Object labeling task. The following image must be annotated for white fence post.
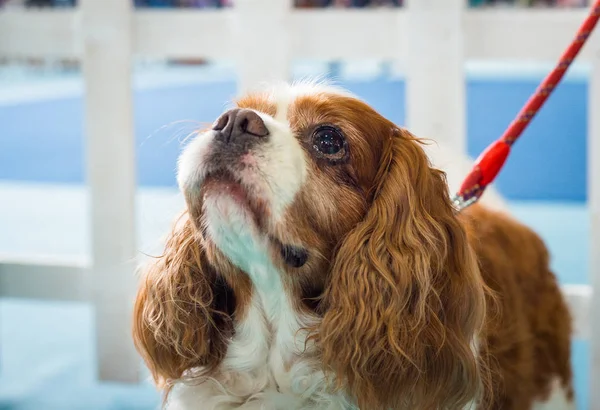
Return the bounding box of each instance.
[80,0,138,383]
[233,0,291,93]
[405,0,466,152]
[589,35,600,410]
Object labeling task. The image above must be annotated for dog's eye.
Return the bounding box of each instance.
[312,126,343,155]
[311,125,347,162]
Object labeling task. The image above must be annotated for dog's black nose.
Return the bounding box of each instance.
[213,108,269,144]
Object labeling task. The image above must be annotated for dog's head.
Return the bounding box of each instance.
[134,81,486,409]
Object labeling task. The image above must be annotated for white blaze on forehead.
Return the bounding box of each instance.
[272,84,293,123]
[264,79,357,121]
[253,111,306,220]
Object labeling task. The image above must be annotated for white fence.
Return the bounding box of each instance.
[0,0,598,407]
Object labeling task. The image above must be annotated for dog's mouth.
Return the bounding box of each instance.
[202,168,270,229]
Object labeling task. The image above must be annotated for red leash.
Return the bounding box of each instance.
[453,0,600,211]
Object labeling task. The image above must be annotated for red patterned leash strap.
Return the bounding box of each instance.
[453,0,600,211]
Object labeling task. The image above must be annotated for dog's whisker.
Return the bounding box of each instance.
[139,120,203,148]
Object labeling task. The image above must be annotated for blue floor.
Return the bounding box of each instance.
[0,65,592,409]
[0,300,159,410]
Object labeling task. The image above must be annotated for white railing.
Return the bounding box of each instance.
[0,0,598,406]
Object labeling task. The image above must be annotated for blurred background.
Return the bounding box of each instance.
[0,0,597,409]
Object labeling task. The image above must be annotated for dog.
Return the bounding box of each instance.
[133,81,574,410]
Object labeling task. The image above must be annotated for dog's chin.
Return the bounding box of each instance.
[201,171,270,233]
[199,174,310,269]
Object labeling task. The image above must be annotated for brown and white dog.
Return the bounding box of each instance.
[133,81,574,410]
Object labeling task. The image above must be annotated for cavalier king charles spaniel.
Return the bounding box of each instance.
[133,81,574,410]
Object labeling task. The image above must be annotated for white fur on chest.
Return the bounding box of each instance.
[223,263,311,398]
[166,197,353,410]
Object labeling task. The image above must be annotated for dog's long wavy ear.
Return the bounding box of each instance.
[318,129,486,409]
[132,213,236,389]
